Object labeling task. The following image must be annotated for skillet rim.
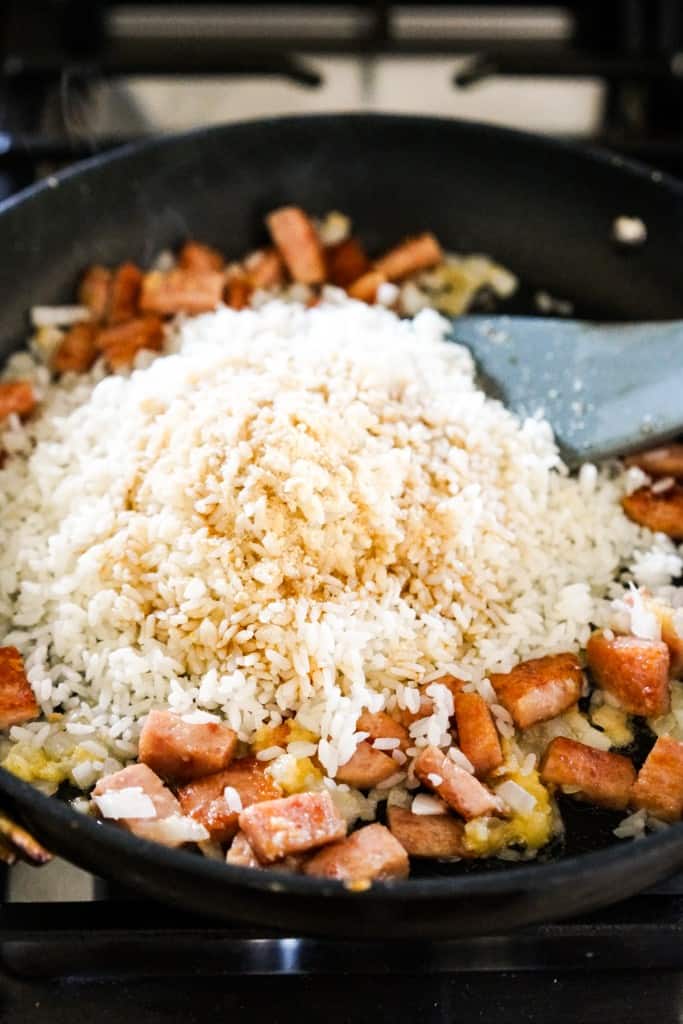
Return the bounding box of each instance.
[1,763,682,899]
[0,111,682,902]
[2,111,683,220]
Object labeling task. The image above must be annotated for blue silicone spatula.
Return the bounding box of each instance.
[450,316,683,467]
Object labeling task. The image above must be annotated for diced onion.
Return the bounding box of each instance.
[94,786,156,820]
[411,794,447,816]
[31,305,90,328]
[142,814,209,844]
[496,780,536,815]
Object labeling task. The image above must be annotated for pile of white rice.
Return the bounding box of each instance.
[0,291,681,796]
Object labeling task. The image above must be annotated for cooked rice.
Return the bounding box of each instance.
[0,293,681,821]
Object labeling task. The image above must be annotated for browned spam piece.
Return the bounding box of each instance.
[96,316,164,371]
[226,830,261,868]
[631,736,683,821]
[347,270,386,304]
[373,233,443,281]
[178,757,281,844]
[304,823,409,882]
[78,265,112,322]
[414,745,502,820]
[140,268,225,316]
[138,710,238,784]
[53,322,99,374]
[265,206,326,285]
[453,691,503,778]
[490,653,583,729]
[387,805,468,860]
[178,241,225,273]
[93,763,181,843]
[224,266,252,310]
[107,262,143,325]
[239,791,346,864]
[326,237,371,289]
[625,445,683,479]
[645,600,683,678]
[0,381,36,422]
[0,646,39,729]
[335,741,397,789]
[244,248,285,290]
[586,631,670,717]
[540,736,636,811]
[622,485,683,540]
[356,710,410,752]
[225,835,308,873]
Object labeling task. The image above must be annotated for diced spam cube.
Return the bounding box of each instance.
[224,830,307,872]
[226,831,261,868]
[453,692,503,778]
[335,741,397,789]
[645,599,683,678]
[140,268,224,316]
[0,647,39,729]
[625,445,683,479]
[631,736,683,821]
[239,791,346,864]
[138,710,237,783]
[0,381,36,421]
[586,631,670,717]
[53,323,98,374]
[178,757,281,843]
[178,241,225,273]
[374,233,443,281]
[78,265,112,322]
[387,805,467,860]
[108,262,143,324]
[622,485,683,540]
[490,653,583,729]
[265,207,326,285]
[304,823,409,882]
[326,238,371,288]
[224,267,252,310]
[244,248,284,290]
[95,316,164,371]
[356,710,410,752]
[414,746,502,820]
[347,270,385,303]
[540,737,636,811]
[93,763,180,842]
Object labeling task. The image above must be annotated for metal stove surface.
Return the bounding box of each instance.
[2,858,683,1023]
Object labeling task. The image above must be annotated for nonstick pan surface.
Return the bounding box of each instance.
[0,114,682,937]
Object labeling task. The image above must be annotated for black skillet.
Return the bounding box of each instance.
[0,114,682,937]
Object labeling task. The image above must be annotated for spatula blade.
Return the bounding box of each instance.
[450,316,683,467]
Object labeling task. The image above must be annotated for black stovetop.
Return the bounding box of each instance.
[2,867,683,1023]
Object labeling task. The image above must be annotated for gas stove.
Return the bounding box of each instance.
[3,1,683,201]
